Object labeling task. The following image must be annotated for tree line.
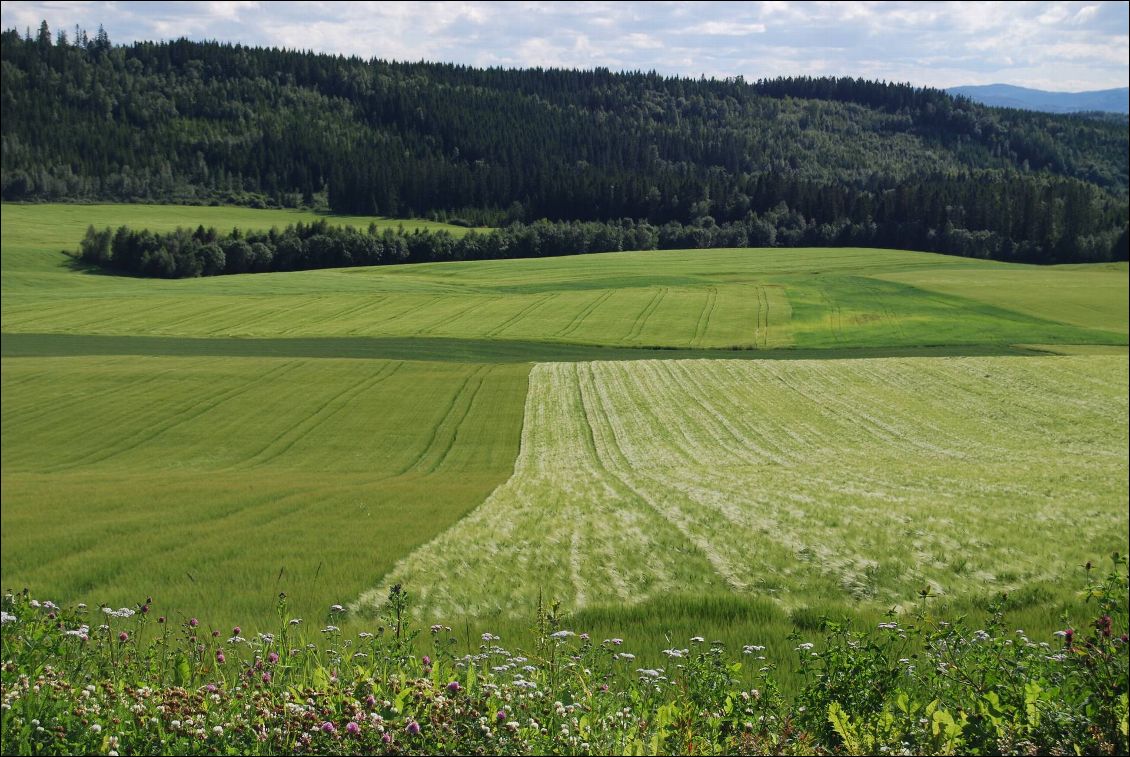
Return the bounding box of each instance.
[79,197,1129,280]
[6,21,1129,265]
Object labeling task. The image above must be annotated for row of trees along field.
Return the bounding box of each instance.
[5,22,1129,265]
[81,208,1130,280]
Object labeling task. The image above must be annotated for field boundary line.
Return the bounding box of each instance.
[351,363,537,614]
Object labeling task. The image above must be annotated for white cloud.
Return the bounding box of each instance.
[1,0,1125,90]
[205,2,259,21]
[1072,4,1098,23]
[622,32,663,50]
[686,21,766,36]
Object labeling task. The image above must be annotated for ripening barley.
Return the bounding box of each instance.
[362,355,1127,620]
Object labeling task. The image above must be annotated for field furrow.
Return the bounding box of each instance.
[555,290,616,338]
[230,362,404,469]
[691,286,718,347]
[42,360,306,472]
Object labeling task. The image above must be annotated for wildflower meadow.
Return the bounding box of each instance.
[2,557,1127,755]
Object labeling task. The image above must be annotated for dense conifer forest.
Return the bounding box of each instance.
[3,22,1128,269]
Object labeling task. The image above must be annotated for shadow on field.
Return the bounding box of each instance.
[0,332,1059,364]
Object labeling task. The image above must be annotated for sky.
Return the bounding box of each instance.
[1,1,1128,92]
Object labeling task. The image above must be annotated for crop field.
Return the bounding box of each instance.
[1,355,527,625]
[3,204,1126,351]
[876,262,1130,335]
[368,356,1128,618]
[2,203,1128,657]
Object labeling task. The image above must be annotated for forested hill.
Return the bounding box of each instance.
[2,24,1128,264]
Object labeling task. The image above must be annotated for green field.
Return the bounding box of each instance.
[2,203,1127,657]
[2,204,1125,351]
[373,356,1128,618]
[1,355,526,625]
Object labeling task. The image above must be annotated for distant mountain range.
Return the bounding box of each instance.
[947,84,1129,114]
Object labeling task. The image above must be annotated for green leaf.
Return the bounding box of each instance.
[1024,680,1043,729]
[173,654,191,686]
[931,708,955,738]
[394,686,411,715]
[311,666,329,691]
[465,660,476,694]
[649,703,678,755]
[828,702,861,755]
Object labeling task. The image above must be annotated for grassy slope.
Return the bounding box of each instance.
[0,355,527,625]
[876,262,1130,334]
[367,356,1128,649]
[1,202,1127,642]
[2,204,1125,351]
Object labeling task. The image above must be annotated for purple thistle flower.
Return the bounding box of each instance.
[406,720,421,736]
[1097,615,1113,638]
[321,721,335,734]
[446,681,462,693]
[268,652,279,664]
[346,722,360,736]
[118,631,128,643]
[261,672,271,684]
[422,655,431,666]
[215,651,225,664]
[188,617,199,628]
[382,732,392,744]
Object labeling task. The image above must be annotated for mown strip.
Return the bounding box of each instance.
[0,332,1055,364]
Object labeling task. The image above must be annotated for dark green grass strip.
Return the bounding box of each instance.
[0,332,1075,363]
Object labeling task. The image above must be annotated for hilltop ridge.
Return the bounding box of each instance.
[1,24,1127,263]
